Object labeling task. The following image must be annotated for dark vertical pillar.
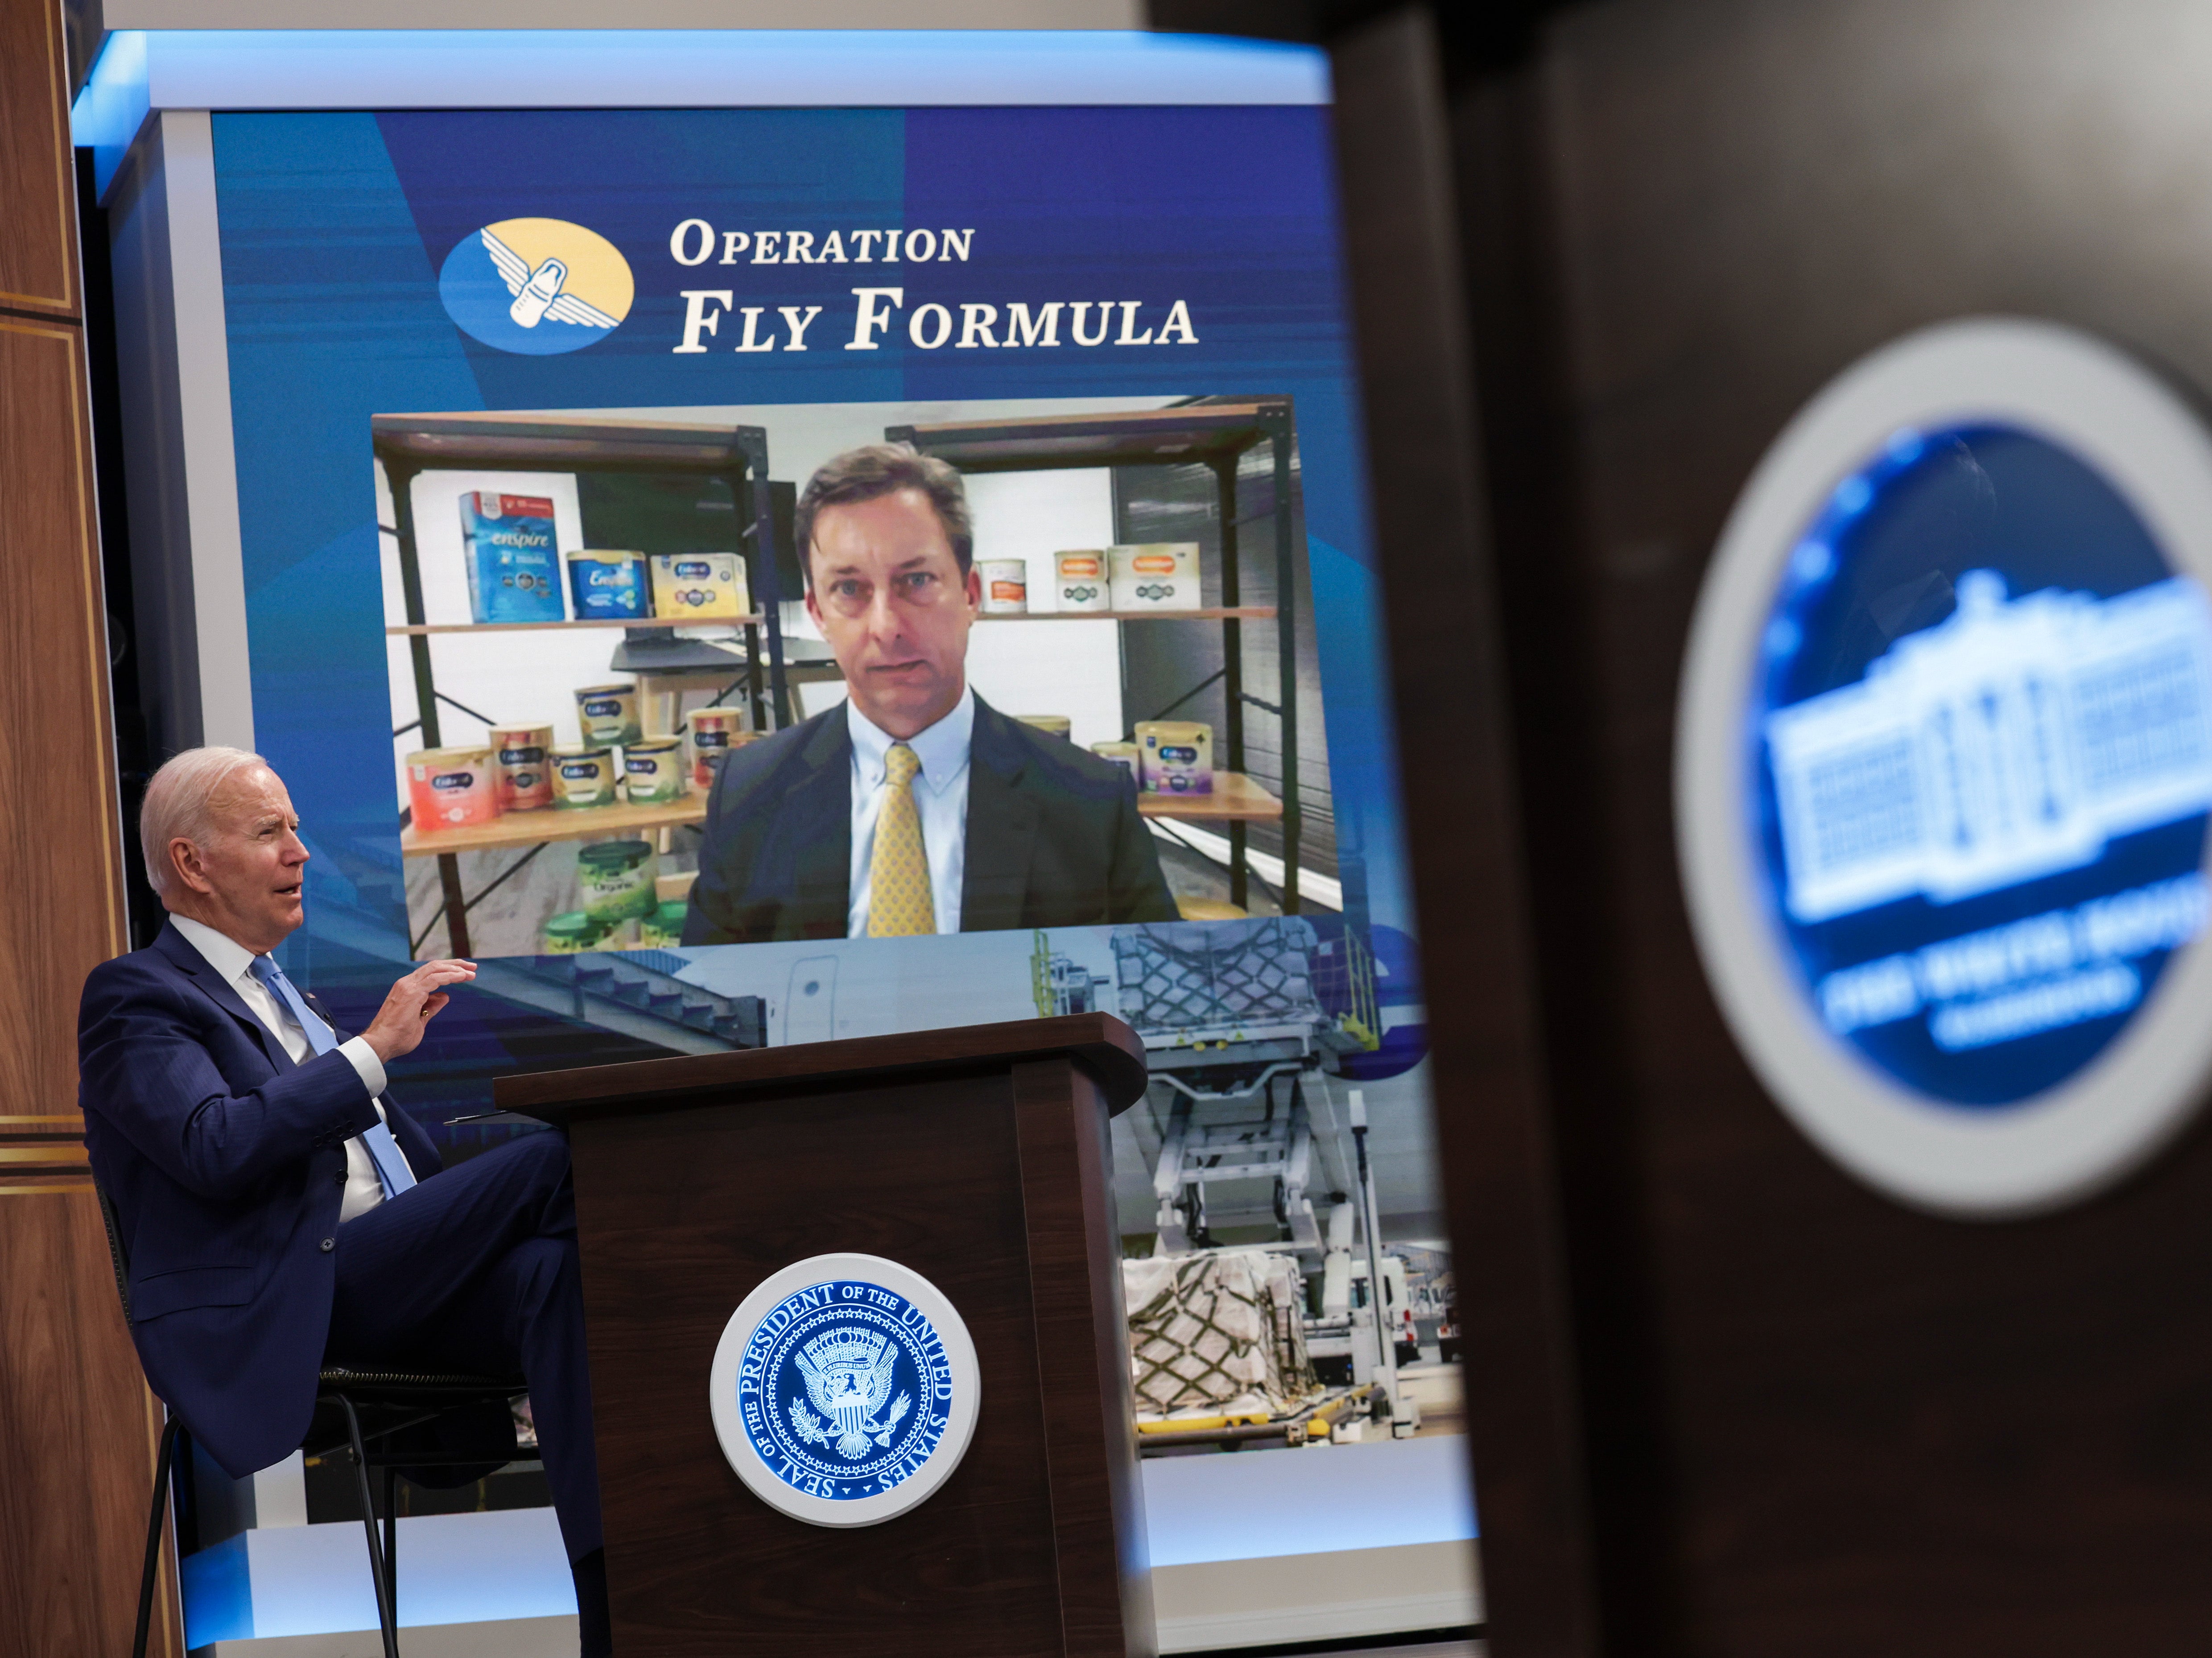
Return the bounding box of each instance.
[1012,1056,1156,1658]
[1327,9,1602,1656]
[1214,452,1249,909]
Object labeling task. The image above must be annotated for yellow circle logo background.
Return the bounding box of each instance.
[482,218,635,324]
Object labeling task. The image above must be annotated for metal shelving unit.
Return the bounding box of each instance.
[888,400,1303,912]
[372,413,796,955]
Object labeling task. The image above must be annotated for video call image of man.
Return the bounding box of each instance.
[683,443,1180,945]
[77,750,614,1658]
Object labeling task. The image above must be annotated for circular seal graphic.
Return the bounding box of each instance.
[709,1253,979,1527]
[437,217,633,356]
[1679,318,2212,1216]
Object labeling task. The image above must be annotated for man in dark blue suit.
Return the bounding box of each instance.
[684,442,1178,944]
[79,747,610,1655]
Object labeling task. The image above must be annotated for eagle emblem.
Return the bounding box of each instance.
[787,1326,912,1460]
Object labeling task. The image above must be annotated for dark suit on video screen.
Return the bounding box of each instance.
[682,694,1177,944]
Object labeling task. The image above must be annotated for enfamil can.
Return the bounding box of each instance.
[553,745,618,809]
[1135,720,1214,795]
[687,708,748,788]
[564,550,649,622]
[577,839,659,923]
[489,724,555,811]
[574,683,642,748]
[1090,740,1141,784]
[623,738,688,804]
[649,552,751,619]
[406,748,500,830]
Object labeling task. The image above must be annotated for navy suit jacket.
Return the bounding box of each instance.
[79,922,441,1477]
[681,693,1180,945]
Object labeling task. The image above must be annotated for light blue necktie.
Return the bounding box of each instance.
[250,955,417,1199]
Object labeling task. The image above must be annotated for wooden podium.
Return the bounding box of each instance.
[496,1013,1156,1658]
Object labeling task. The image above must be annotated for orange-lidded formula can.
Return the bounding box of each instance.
[688,707,749,788]
[489,724,556,811]
[406,748,499,831]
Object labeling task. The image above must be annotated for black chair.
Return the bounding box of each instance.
[96,1185,527,1658]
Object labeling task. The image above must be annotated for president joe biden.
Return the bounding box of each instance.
[78,746,611,1655]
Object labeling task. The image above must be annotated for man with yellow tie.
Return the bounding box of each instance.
[683,443,1178,944]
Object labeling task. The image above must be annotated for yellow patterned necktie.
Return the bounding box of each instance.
[866,741,936,936]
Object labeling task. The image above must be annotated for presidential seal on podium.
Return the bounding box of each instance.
[709,1253,982,1526]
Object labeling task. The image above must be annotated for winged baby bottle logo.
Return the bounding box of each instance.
[438,218,634,355]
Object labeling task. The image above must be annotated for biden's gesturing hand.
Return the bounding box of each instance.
[361,959,476,1064]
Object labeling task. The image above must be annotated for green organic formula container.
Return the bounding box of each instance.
[640,900,690,947]
[590,918,640,951]
[544,911,603,954]
[578,839,658,923]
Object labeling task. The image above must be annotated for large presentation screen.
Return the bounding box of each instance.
[198,89,1466,1608]
[217,103,1425,1109]
[214,103,1449,1440]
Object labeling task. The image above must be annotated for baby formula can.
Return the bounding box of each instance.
[1090,740,1141,784]
[574,682,641,748]
[623,737,688,805]
[1054,551,1111,613]
[405,748,500,831]
[1110,543,1201,612]
[553,745,618,809]
[544,911,605,954]
[489,724,555,811]
[1015,714,1073,740]
[649,552,751,619]
[590,918,641,952]
[640,900,690,948]
[687,707,749,787]
[979,558,1029,615]
[1135,720,1215,795]
[564,550,649,622]
[578,839,658,924]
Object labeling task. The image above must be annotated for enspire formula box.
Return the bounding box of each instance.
[459,492,565,624]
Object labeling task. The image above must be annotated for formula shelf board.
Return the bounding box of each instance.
[386,616,764,636]
[1138,772,1282,823]
[401,795,706,856]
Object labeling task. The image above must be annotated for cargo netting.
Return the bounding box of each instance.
[1113,919,1323,1037]
[1123,1250,1321,1421]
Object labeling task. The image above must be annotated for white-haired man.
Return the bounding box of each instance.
[78,748,610,1656]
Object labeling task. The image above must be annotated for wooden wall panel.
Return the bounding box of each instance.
[0,1,173,1653]
[0,1173,174,1658]
[0,317,128,1076]
[0,0,78,317]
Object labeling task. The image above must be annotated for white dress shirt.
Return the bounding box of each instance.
[846,688,974,938]
[169,914,392,1222]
